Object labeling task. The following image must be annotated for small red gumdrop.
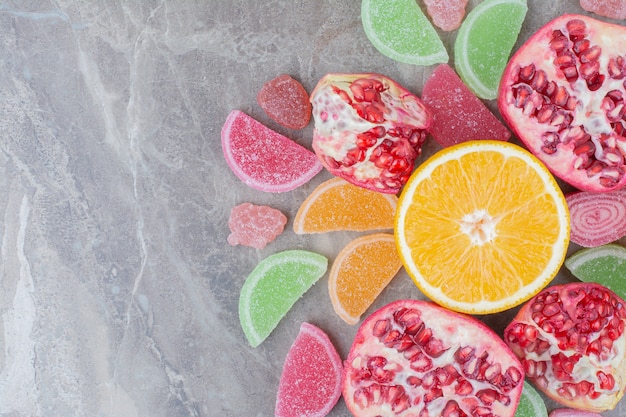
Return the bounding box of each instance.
[566,189,626,247]
[227,203,287,249]
[423,0,469,31]
[257,74,312,130]
[221,110,322,193]
[421,64,511,148]
[580,0,626,20]
[275,322,342,417]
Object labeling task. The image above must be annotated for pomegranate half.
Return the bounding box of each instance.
[498,14,626,192]
[504,282,626,412]
[310,73,431,194]
[343,299,524,417]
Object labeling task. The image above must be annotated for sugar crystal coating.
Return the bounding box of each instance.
[221,110,322,193]
[257,74,311,130]
[275,322,342,417]
[227,203,287,249]
[422,64,510,147]
[423,0,469,31]
[580,0,626,20]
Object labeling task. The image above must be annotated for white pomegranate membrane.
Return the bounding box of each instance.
[498,14,626,192]
[310,73,431,194]
[504,282,626,412]
[343,299,524,417]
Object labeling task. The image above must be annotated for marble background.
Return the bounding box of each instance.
[0,1,624,416]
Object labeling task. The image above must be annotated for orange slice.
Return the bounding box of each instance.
[395,140,570,315]
[293,177,397,234]
[328,233,403,324]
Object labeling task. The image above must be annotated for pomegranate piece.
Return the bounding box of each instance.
[504,282,626,412]
[343,299,524,417]
[275,322,342,417]
[257,74,312,130]
[227,203,287,249]
[310,73,431,194]
[498,14,626,192]
[566,188,626,247]
[423,0,469,31]
[422,64,511,148]
[580,0,626,20]
[549,409,603,417]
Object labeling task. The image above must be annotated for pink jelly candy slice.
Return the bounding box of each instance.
[257,74,312,130]
[275,322,342,417]
[549,408,603,417]
[423,0,469,31]
[227,203,287,249]
[566,189,626,247]
[580,0,626,20]
[221,110,322,192]
[422,64,511,148]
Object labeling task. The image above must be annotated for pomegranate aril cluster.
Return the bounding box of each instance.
[348,307,521,416]
[510,18,626,188]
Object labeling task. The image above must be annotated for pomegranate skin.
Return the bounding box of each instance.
[343,299,524,417]
[498,14,626,193]
[310,73,431,194]
[504,282,626,412]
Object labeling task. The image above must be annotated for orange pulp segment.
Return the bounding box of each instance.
[293,177,397,234]
[328,233,403,325]
[395,140,570,315]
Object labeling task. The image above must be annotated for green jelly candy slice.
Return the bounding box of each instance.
[361,0,448,66]
[238,249,328,347]
[515,380,548,417]
[564,244,626,301]
[455,0,528,99]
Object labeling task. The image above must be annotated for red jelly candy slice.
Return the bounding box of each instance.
[422,64,511,148]
[423,0,469,31]
[275,322,342,417]
[221,110,322,193]
[566,189,626,247]
[257,74,312,130]
[580,0,626,20]
[227,203,287,249]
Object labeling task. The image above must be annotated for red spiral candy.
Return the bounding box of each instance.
[566,189,626,247]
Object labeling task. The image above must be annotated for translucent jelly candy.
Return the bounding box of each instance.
[423,0,469,31]
[275,322,342,417]
[566,189,626,247]
[580,0,626,20]
[221,110,322,193]
[565,244,626,300]
[361,0,448,66]
[257,74,311,130]
[328,233,402,325]
[515,381,548,417]
[238,250,328,347]
[293,177,397,234]
[454,0,528,99]
[422,64,510,148]
[227,203,287,249]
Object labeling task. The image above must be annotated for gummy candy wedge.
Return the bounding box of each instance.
[422,64,511,147]
[221,110,322,193]
[275,322,342,417]
[454,0,528,99]
[515,381,548,417]
[238,250,328,347]
[361,0,448,66]
[564,244,626,301]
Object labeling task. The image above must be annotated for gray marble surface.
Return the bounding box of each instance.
[0,1,624,416]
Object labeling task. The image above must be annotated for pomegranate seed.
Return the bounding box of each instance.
[476,388,498,405]
[518,64,535,82]
[580,45,601,63]
[566,19,587,39]
[597,371,616,390]
[573,39,590,55]
[372,319,390,338]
